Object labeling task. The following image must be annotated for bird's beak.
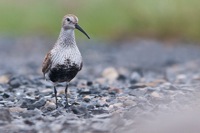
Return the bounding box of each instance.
[75,24,90,39]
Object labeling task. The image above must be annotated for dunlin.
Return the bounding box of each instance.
[42,14,90,108]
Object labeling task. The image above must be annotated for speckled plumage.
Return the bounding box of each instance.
[43,28,82,83]
[42,14,90,108]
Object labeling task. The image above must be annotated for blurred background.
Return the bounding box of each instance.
[0,0,200,74]
[0,0,200,41]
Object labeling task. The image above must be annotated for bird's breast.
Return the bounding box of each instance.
[51,47,82,68]
[47,47,82,83]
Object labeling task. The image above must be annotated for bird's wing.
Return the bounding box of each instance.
[42,52,52,76]
[79,61,83,71]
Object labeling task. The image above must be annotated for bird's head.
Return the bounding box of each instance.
[62,14,90,39]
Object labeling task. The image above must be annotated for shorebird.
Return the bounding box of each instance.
[42,14,90,108]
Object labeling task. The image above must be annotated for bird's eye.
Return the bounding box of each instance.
[66,18,70,21]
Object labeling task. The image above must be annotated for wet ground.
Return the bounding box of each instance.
[0,37,200,133]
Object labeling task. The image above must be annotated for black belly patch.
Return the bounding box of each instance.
[49,64,80,83]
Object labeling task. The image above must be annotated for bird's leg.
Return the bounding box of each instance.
[65,82,69,107]
[54,86,58,109]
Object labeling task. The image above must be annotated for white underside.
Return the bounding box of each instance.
[51,44,82,67]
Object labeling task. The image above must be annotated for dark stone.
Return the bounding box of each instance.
[19,110,41,118]
[130,72,142,84]
[20,97,46,110]
[117,74,126,80]
[95,102,108,108]
[8,77,21,88]
[108,91,116,95]
[0,96,3,101]
[91,109,109,115]
[87,105,95,110]
[71,106,88,115]
[0,108,12,122]
[33,98,46,109]
[24,119,35,125]
[163,59,177,66]
[130,79,137,84]
[83,97,90,103]
[20,97,37,109]
[95,103,101,108]
[91,90,100,94]
[87,81,93,86]
[101,85,110,90]
[51,110,62,117]
[2,93,10,98]
[129,84,146,89]
[106,99,111,102]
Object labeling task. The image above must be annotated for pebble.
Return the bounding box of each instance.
[71,106,88,115]
[95,78,106,84]
[34,98,46,109]
[95,99,108,107]
[118,67,129,77]
[58,89,65,95]
[130,72,141,83]
[9,107,27,113]
[44,101,56,110]
[40,88,53,96]
[24,119,35,126]
[123,100,137,107]
[8,77,21,88]
[129,88,147,97]
[91,109,108,115]
[87,81,93,86]
[0,75,9,84]
[50,110,63,117]
[20,97,37,109]
[102,67,119,81]
[2,92,10,98]
[0,108,12,122]
[176,74,187,83]
[20,97,46,109]
[87,104,95,110]
[108,87,122,94]
[19,109,42,118]
[117,74,127,80]
[151,91,162,98]
[78,88,91,95]
[4,101,15,107]
[83,95,91,103]
[129,83,146,89]
[112,103,123,108]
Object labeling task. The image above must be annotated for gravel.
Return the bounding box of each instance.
[0,37,200,133]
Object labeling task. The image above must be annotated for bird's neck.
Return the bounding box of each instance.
[55,28,76,48]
